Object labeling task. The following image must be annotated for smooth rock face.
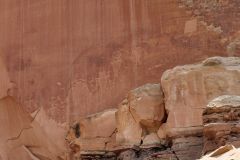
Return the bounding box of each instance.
[0,96,63,160]
[116,84,165,147]
[203,95,240,154]
[161,57,240,136]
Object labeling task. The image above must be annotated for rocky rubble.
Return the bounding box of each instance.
[66,57,240,160]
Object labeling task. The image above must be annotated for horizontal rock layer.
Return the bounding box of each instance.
[203,95,240,154]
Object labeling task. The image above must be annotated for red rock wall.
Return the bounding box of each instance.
[0,0,235,124]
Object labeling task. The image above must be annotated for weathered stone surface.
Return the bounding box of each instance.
[79,109,117,139]
[203,95,240,154]
[116,84,165,147]
[116,99,143,147]
[161,57,240,136]
[129,84,165,132]
[66,109,118,158]
[0,96,63,160]
[142,133,161,146]
[0,0,236,157]
[147,149,178,160]
[172,136,203,160]
[0,0,229,125]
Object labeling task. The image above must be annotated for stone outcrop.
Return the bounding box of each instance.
[203,95,240,154]
[116,84,165,147]
[66,57,240,160]
[161,56,240,137]
[65,108,118,156]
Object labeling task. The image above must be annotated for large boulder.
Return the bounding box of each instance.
[203,95,240,154]
[115,99,143,146]
[79,109,117,139]
[66,109,117,154]
[161,57,240,136]
[115,83,165,147]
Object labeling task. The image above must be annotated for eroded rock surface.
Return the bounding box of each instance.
[203,95,240,154]
[162,56,240,137]
[66,108,118,157]
[116,84,165,147]
[0,96,64,160]
[66,57,240,160]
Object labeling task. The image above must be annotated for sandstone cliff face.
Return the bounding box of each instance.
[0,0,231,124]
[1,0,240,159]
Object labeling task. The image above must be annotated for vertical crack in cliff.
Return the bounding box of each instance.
[128,105,137,123]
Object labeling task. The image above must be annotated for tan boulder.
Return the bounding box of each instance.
[115,99,143,146]
[116,83,165,147]
[79,109,117,139]
[142,133,160,146]
[161,57,240,136]
[66,109,117,153]
[157,124,167,139]
[129,84,165,132]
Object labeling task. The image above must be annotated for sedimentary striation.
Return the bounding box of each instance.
[203,95,240,154]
